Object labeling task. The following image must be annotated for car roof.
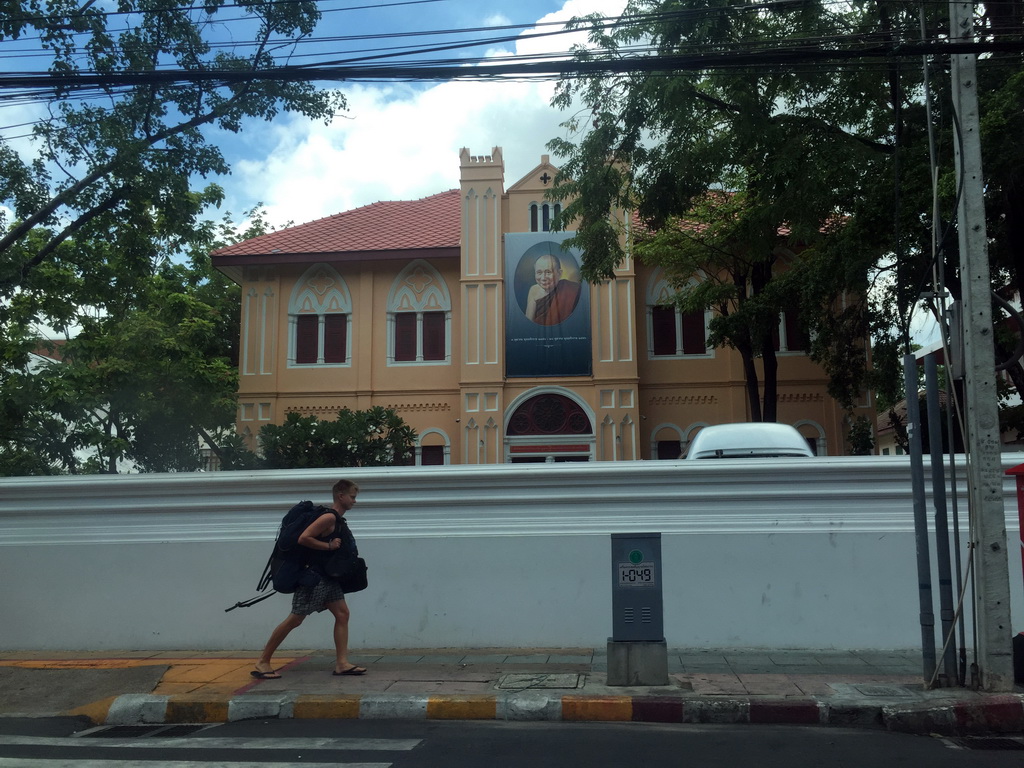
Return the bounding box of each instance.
[686,423,814,459]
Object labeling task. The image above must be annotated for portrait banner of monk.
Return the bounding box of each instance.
[505,232,592,377]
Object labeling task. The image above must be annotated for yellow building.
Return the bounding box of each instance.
[212,147,872,464]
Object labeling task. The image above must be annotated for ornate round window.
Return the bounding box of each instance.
[506,394,592,436]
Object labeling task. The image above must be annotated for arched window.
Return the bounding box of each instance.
[507,393,592,436]
[647,270,710,358]
[529,202,562,232]
[504,390,595,462]
[773,309,810,353]
[417,429,450,465]
[651,423,685,460]
[387,260,452,366]
[288,265,352,367]
[793,420,825,455]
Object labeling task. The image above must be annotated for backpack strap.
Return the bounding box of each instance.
[224,590,277,612]
[224,551,278,611]
[256,551,274,592]
[334,514,358,556]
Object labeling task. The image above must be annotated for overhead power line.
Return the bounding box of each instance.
[0,37,1020,93]
[0,0,448,30]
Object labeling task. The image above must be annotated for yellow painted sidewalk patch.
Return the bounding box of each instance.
[161,661,252,683]
[561,696,633,721]
[426,695,497,720]
[293,694,362,719]
[65,696,117,725]
[166,694,230,723]
[0,659,170,670]
[1,656,297,705]
[152,659,295,695]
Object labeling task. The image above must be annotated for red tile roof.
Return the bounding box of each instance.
[212,189,461,260]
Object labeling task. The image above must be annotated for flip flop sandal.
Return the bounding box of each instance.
[331,666,367,676]
[251,669,282,679]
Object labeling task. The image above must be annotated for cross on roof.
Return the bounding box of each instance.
[540,172,551,185]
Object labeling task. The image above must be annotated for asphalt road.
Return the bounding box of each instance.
[2,717,1024,767]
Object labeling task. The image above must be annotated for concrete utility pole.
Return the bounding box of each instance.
[948,0,1014,691]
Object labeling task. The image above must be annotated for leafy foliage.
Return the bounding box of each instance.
[256,408,418,470]
[545,0,1003,420]
[847,416,875,456]
[0,0,343,303]
[0,206,273,474]
[0,0,344,474]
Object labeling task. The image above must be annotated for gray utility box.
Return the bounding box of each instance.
[608,532,668,686]
[610,532,664,642]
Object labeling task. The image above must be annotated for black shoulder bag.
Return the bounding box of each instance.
[321,516,368,593]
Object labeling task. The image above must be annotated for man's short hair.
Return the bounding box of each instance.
[333,479,359,500]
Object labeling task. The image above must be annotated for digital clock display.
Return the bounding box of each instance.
[618,562,656,587]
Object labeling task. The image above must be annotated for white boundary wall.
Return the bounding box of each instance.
[2,456,1023,651]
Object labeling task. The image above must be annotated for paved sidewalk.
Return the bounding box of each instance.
[1,648,1023,735]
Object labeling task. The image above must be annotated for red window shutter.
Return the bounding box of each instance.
[421,445,444,465]
[422,312,445,361]
[681,310,706,355]
[651,306,677,356]
[785,310,809,352]
[394,313,416,361]
[657,440,682,460]
[295,315,318,364]
[323,314,347,363]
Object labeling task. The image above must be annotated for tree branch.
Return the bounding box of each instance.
[0,79,259,293]
[15,187,128,285]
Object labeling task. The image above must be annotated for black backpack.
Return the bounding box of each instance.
[224,500,335,611]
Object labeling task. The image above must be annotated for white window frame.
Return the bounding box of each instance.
[646,270,713,359]
[288,264,353,368]
[387,260,452,367]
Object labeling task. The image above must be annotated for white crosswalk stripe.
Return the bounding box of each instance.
[0,733,422,767]
[0,761,391,765]
[0,761,390,767]
[0,735,421,751]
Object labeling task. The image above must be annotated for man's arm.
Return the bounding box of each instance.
[298,513,340,551]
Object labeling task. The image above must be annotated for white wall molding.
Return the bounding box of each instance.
[2,457,1022,651]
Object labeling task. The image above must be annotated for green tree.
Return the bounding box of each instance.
[847,415,875,456]
[855,2,1024,415]
[0,206,276,474]
[257,408,418,469]
[0,0,344,472]
[634,191,818,420]
[547,0,940,419]
[0,347,73,475]
[0,0,334,475]
[0,0,343,304]
[0,254,239,474]
[57,266,239,473]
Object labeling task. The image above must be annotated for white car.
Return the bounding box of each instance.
[685,423,815,459]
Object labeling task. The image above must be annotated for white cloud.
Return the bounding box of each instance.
[227,0,627,228]
[484,12,513,27]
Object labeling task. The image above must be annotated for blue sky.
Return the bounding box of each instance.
[208,0,628,229]
[0,0,626,231]
[3,0,948,347]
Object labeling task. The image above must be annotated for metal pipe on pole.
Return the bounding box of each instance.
[906,353,937,683]
[948,0,1013,691]
[925,353,958,685]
